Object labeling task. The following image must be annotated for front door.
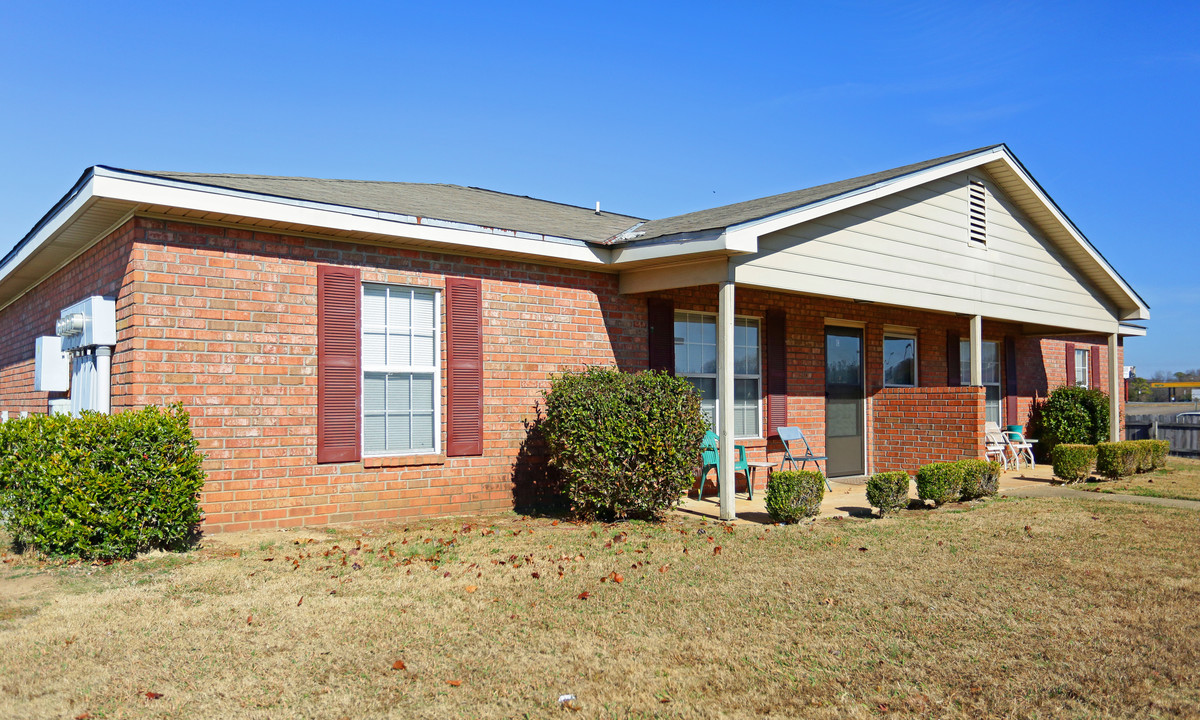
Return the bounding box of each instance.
[825,326,865,477]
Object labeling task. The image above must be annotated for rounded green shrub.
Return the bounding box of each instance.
[1149,440,1170,470]
[915,462,964,505]
[1050,444,1097,484]
[958,459,1002,499]
[0,404,206,559]
[1027,385,1110,460]
[1095,441,1140,480]
[765,470,826,523]
[541,367,707,521]
[866,471,910,516]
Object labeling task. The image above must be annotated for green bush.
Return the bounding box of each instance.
[1095,441,1141,480]
[765,470,826,523]
[1050,444,1097,484]
[915,462,964,505]
[541,367,707,521]
[1027,385,1110,460]
[1148,440,1170,470]
[866,471,910,516]
[0,405,205,559]
[958,459,1001,499]
[1133,441,1154,473]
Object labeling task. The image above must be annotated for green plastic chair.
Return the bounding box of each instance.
[698,430,750,500]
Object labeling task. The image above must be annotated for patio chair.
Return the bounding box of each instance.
[984,422,1009,470]
[776,426,831,491]
[1003,428,1036,469]
[698,430,749,501]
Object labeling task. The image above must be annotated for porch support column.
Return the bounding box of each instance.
[717,280,736,521]
[969,315,983,386]
[1108,332,1120,441]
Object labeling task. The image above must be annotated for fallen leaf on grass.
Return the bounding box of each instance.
[297,596,303,606]
[144,691,163,700]
[658,565,670,573]
[447,679,462,687]
[858,547,868,552]
[713,546,722,555]
[531,572,540,579]
[577,591,591,600]
[392,660,407,671]
[75,713,92,719]
[246,615,253,625]
[465,585,477,593]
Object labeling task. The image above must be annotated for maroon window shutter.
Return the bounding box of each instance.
[766,309,787,438]
[317,265,361,464]
[946,331,961,386]
[1065,343,1076,386]
[1090,346,1101,390]
[446,277,483,457]
[647,298,675,374]
[1004,335,1018,423]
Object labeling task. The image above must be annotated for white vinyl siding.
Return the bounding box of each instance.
[362,284,439,455]
[735,170,1119,333]
[674,311,761,438]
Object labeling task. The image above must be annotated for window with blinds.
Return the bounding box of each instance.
[362,284,439,455]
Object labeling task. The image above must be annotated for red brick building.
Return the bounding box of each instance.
[0,145,1148,529]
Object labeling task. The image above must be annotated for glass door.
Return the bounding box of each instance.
[825,327,865,477]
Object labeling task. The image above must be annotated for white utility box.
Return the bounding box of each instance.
[56,296,116,351]
[34,336,70,392]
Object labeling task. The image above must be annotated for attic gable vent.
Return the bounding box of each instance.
[968,178,987,244]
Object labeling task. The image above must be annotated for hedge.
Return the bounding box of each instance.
[541,367,707,521]
[866,471,910,516]
[765,470,826,523]
[1095,439,1171,480]
[915,462,964,505]
[958,459,1002,500]
[0,405,205,559]
[1051,444,1097,484]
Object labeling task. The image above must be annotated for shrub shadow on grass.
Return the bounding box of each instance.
[836,506,876,519]
[511,406,568,519]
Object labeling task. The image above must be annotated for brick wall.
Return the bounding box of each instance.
[872,386,986,472]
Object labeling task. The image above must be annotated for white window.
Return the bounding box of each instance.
[961,340,1002,426]
[883,335,917,387]
[362,284,439,455]
[674,311,761,438]
[1075,348,1090,387]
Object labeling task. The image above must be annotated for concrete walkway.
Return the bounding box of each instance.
[674,463,1199,524]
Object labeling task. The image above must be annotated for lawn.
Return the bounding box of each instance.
[1,495,1198,719]
[1078,455,1200,501]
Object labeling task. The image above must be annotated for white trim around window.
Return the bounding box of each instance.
[674,310,763,439]
[361,283,442,456]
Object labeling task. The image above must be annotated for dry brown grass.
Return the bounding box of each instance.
[1080,456,1200,501]
[1,495,1198,719]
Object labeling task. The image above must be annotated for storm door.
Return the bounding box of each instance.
[825,326,865,477]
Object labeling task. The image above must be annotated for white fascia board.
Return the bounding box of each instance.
[0,175,99,284]
[609,228,751,265]
[90,169,612,266]
[1118,323,1147,337]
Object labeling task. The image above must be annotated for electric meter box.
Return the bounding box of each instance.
[56,296,116,351]
[34,336,70,392]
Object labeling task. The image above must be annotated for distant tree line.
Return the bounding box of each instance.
[1127,369,1200,403]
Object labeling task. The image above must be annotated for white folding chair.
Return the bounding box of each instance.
[984,422,1009,470]
[1003,428,1036,469]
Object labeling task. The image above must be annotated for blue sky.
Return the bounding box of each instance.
[1,1,1196,375]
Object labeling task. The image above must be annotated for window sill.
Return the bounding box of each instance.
[364,453,445,468]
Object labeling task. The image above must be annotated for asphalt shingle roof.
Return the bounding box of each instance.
[114,169,645,244]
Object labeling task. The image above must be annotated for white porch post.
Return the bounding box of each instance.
[717,280,736,521]
[1109,332,1120,441]
[969,315,983,386]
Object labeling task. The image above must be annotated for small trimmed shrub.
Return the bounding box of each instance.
[1027,385,1110,460]
[1095,441,1140,480]
[915,462,964,505]
[541,367,707,521]
[1133,441,1154,473]
[1051,444,1097,484]
[958,459,1002,499]
[765,470,826,523]
[866,471,910,516]
[1149,440,1170,470]
[0,405,205,559]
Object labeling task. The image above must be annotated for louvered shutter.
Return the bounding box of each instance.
[1065,343,1076,387]
[1004,335,1018,424]
[647,298,675,374]
[1090,347,1101,390]
[766,309,787,437]
[446,277,483,457]
[317,265,361,463]
[946,331,961,386]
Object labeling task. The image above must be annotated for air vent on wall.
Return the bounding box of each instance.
[968,178,987,244]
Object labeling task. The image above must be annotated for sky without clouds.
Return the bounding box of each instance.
[0,1,1196,375]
